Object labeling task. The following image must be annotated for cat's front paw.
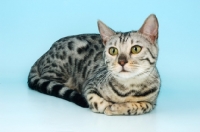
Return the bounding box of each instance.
[104,104,124,116]
[104,102,154,115]
[89,97,112,113]
[104,105,113,116]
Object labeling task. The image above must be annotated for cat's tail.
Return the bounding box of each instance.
[27,64,89,108]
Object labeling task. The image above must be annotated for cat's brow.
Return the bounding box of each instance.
[118,32,131,44]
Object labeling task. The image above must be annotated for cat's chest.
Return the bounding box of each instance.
[98,81,144,103]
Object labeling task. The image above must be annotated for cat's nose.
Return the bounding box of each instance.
[118,60,127,66]
[118,54,128,66]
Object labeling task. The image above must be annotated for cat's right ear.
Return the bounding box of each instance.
[98,20,116,45]
[138,14,159,44]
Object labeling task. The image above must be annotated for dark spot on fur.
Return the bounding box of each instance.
[68,56,72,65]
[59,55,64,60]
[46,58,50,63]
[82,66,87,78]
[76,36,83,40]
[63,51,66,56]
[94,52,102,62]
[98,40,103,44]
[55,72,64,77]
[58,45,62,50]
[94,45,99,50]
[43,65,50,70]
[93,65,99,72]
[59,66,65,73]
[89,96,93,101]
[81,35,87,39]
[91,35,98,40]
[52,63,57,67]
[94,102,98,110]
[131,39,133,44]
[77,45,89,54]
[88,60,91,66]
[51,54,54,59]
[78,60,83,72]
[86,40,93,46]
[68,41,74,50]
[127,110,131,115]
[56,53,59,59]
[89,49,94,56]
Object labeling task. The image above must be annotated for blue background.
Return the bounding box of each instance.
[1,0,200,132]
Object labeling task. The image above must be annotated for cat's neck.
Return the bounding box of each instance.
[113,76,141,87]
[110,70,153,88]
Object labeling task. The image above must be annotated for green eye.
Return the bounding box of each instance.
[109,47,118,55]
[131,45,142,54]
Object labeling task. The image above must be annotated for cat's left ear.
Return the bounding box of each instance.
[138,14,159,43]
[98,20,116,45]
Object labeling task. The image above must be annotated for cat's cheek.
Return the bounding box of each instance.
[114,65,123,72]
[107,64,122,74]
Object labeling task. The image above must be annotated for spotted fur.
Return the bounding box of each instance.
[28,14,161,115]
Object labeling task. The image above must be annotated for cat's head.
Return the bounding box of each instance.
[98,14,159,79]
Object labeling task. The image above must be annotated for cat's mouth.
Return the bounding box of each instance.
[120,67,129,73]
[121,69,128,72]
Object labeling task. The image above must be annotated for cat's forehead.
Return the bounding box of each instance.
[108,32,151,47]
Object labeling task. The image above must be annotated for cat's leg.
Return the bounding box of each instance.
[104,102,155,115]
[84,89,112,113]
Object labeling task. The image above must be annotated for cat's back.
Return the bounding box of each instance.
[36,34,105,81]
[49,34,105,68]
[37,34,103,62]
[51,34,104,56]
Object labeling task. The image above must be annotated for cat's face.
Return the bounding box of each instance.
[104,33,158,79]
[98,14,159,79]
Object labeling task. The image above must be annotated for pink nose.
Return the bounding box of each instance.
[118,54,128,66]
[118,60,126,66]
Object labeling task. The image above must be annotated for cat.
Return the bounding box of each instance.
[28,14,160,115]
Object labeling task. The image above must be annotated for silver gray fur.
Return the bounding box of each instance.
[28,14,160,115]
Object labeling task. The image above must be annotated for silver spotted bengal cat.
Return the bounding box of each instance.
[28,14,160,115]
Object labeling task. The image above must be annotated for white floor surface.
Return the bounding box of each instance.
[1,82,200,132]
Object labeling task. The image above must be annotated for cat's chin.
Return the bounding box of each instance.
[114,72,137,79]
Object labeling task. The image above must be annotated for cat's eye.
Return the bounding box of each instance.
[109,47,118,55]
[131,45,142,54]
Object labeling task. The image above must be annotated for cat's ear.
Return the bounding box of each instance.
[138,14,159,43]
[98,20,116,45]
